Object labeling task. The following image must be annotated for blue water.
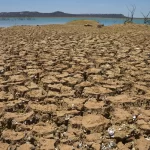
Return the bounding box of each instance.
[0,17,145,27]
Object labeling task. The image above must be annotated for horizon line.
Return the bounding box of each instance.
[0,11,125,15]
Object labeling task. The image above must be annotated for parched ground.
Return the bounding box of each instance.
[0,22,150,150]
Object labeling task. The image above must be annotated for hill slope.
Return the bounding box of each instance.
[0,11,126,18]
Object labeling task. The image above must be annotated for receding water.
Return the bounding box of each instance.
[0,17,146,27]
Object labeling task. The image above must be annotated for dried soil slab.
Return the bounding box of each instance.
[141,74,150,82]
[94,59,107,67]
[69,116,82,128]
[48,91,75,98]
[9,75,26,82]
[84,100,104,114]
[25,81,39,90]
[11,85,29,93]
[82,114,109,133]
[64,127,82,143]
[107,94,136,107]
[58,144,73,150]
[112,108,132,124]
[0,91,8,101]
[25,89,46,100]
[48,86,75,98]
[3,111,34,123]
[62,98,86,111]
[105,70,116,78]
[92,143,101,150]
[44,98,58,104]
[5,99,25,111]
[47,90,60,97]
[2,71,13,81]
[102,82,124,90]
[2,130,25,142]
[87,75,104,84]
[139,109,150,118]
[134,109,150,126]
[55,110,80,125]
[0,78,7,85]
[0,102,5,114]
[9,86,29,98]
[41,75,59,84]
[134,84,150,95]
[38,138,55,150]
[7,82,25,87]
[0,142,9,150]
[63,77,82,86]
[47,84,63,92]
[24,69,42,75]
[32,123,56,136]
[29,103,57,113]
[55,72,69,78]
[54,64,68,71]
[19,51,27,57]
[117,142,128,150]
[75,81,92,88]
[86,68,101,74]
[135,136,150,150]
[16,124,33,132]
[0,85,10,93]
[61,86,75,95]
[136,115,150,133]
[107,124,138,140]
[85,133,102,143]
[83,86,112,96]
[17,143,35,150]
[0,66,4,72]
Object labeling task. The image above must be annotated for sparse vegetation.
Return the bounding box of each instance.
[124,5,136,24]
[141,11,150,24]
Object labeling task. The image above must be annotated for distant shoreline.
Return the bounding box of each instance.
[0,16,144,19]
[0,11,126,18]
[0,11,146,19]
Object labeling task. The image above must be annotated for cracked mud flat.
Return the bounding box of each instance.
[0,23,150,150]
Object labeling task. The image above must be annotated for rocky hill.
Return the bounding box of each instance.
[0,11,126,18]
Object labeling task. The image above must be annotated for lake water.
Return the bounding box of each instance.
[0,17,145,27]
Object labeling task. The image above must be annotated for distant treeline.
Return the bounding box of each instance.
[0,11,126,18]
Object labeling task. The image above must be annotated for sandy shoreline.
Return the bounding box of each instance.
[0,23,150,149]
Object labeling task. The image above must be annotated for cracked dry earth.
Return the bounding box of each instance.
[0,23,150,150]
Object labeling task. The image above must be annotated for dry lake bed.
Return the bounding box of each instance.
[0,21,150,150]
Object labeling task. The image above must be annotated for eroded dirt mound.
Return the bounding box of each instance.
[0,24,150,150]
[66,19,100,26]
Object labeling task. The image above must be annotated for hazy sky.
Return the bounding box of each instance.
[0,0,149,17]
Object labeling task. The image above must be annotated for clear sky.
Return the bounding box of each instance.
[0,0,149,17]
